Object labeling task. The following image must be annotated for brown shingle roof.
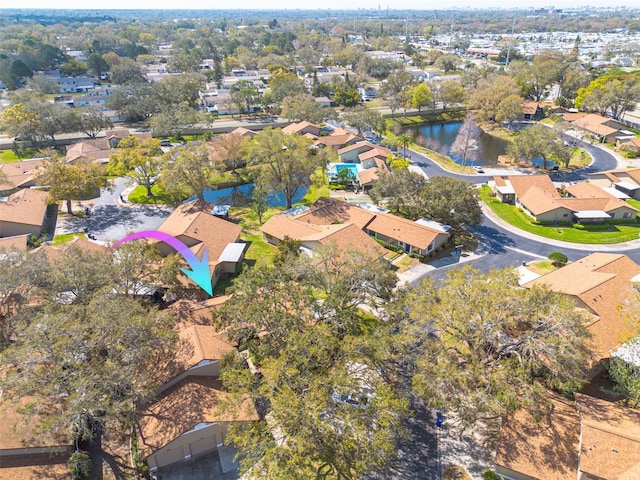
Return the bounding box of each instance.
[317,223,386,258]
[0,393,70,451]
[518,185,567,215]
[137,376,257,459]
[576,393,640,479]
[524,253,640,358]
[507,174,559,199]
[282,121,321,135]
[296,197,376,229]
[0,234,29,252]
[0,159,44,191]
[572,113,620,137]
[260,214,327,241]
[367,212,444,250]
[0,189,49,229]
[158,201,242,260]
[495,395,580,480]
[357,167,382,186]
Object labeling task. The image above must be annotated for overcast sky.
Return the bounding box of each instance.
[10,1,637,10]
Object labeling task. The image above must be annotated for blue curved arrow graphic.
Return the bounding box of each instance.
[111,230,212,296]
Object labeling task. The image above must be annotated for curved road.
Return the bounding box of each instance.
[408,136,639,283]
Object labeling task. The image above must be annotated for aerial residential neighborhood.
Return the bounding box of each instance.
[1,5,640,480]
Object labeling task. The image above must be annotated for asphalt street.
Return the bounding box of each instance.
[407,133,639,286]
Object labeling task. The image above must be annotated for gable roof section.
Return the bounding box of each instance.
[367,212,444,250]
[0,159,44,191]
[260,213,327,241]
[282,121,320,135]
[507,174,559,199]
[315,223,386,258]
[518,185,567,215]
[524,253,640,357]
[495,395,580,480]
[337,140,381,156]
[295,197,376,229]
[158,201,242,260]
[572,113,620,137]
[137,376,258,460]
[576,394,640,479]
[0,189,49,228]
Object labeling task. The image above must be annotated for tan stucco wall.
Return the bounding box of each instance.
[532,208,572,223]
[495,465,539,480]
[0,221,42,238]
[148,423,228,470]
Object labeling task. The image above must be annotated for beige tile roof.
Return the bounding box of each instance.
[495,395,580,480]
[0,189,49,229]
[0,159,44,191]
[317,223,386,258]
[264,198,448,252]
[337,140,383,156]
[137,376,258,459]
[314,133,358,148]
[158,201,242,260]
[563,112,588,122]
[168,297,231,324]
[64,138,111,163]
[521,100,540,115]
[576,393,640,479]
[524,253,640,357]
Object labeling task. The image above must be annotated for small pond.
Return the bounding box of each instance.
[401,121,551,168]
[194,183,309,207]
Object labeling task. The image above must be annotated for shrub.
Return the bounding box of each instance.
[69,451,92,480]
[482,471,499,480]
[548,251,568,267]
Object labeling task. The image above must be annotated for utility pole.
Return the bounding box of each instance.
[505,15,516,66]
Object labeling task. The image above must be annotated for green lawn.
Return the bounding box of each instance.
[410,144,475,174]
[127,184,175,205]
[627,199,640,210]
[0,148,41,163]
[52,232,87,245]
[480,186,640,244]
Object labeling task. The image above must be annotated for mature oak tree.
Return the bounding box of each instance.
[395,266,591,425]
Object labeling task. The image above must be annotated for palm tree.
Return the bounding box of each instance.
[397,133,413,158]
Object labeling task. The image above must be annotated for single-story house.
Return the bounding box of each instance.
[490,175,637,224]
[0,159,44,196]
[337,141,392,169]
[0,189,49,239]
[570,113,624,144]
[156,202,246,290]
[523,253,640,366]
[495,393,640,480]
[521,100,544,121]
[495,395,580,480]
[282,121,322,136]
[261,198,450,257]
[138,376,257,473]
[104,128,153,147]
[65,138,113,164]
[589,167,640,200]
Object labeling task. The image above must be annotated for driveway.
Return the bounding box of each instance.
[54,178,172,242]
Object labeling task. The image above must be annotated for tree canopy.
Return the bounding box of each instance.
[395,266,591,424]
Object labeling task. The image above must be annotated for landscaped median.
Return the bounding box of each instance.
[479,185,640,244]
